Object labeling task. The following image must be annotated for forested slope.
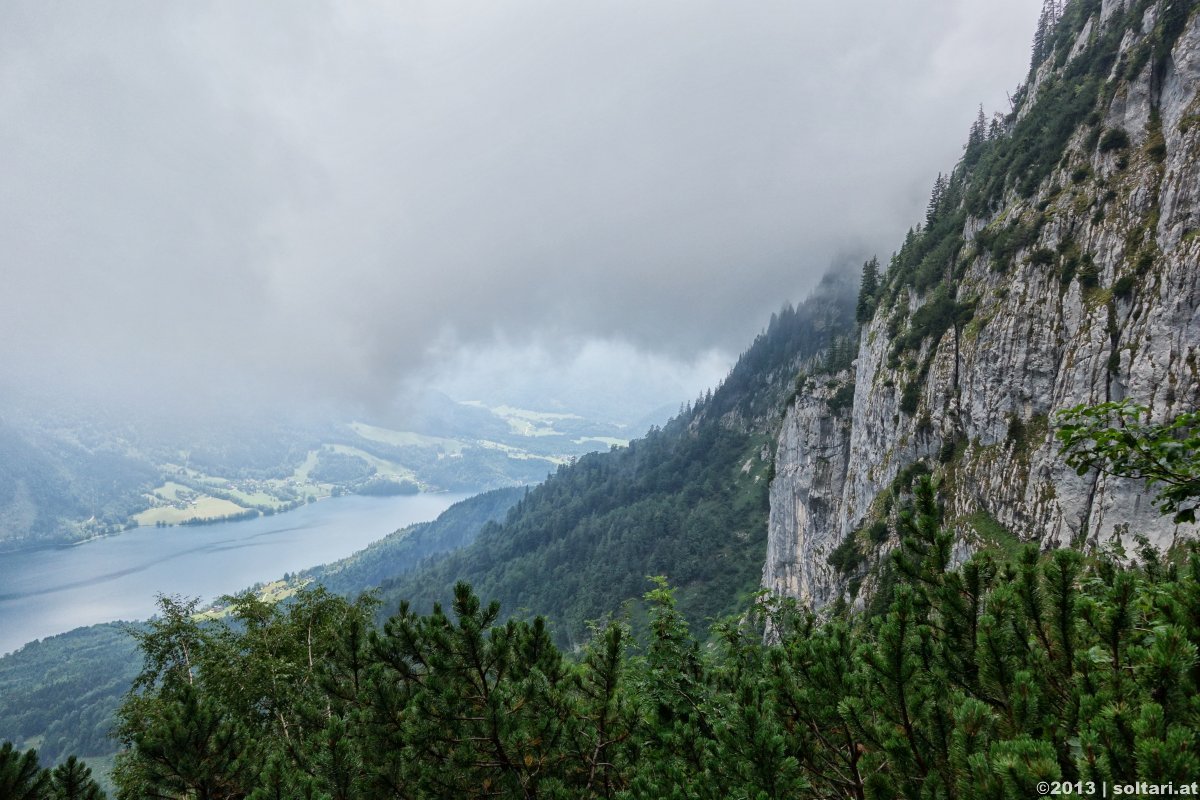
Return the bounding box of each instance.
[0,624,138,766]
[380,273,856,646]
[303,486,524,596]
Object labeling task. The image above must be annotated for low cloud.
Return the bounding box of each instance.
[0,0,1041,418]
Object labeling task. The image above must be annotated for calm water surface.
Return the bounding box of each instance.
[0,492,465,655]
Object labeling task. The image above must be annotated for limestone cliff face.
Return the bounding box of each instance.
[761,378,852,607]
[765,1,1200,609]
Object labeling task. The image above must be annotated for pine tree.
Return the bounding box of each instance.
[965,105,988,167]
[988,115,1003,140]
[761,599,866,799]
[714,637,810,798]
[626,578,718,799]
[571,622,634,798]
[114,681,252,799]
[1031,5,1050,71]
[365,583,577,798]
[1030,0,1064,72]
[0,742,50,800]
[856,584,948,796]
[970,106,987,146]
[50,756,105,800]
[855,257,880,324]
[926,173,949,226]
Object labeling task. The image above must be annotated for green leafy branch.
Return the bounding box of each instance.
[1055,400,1200,524]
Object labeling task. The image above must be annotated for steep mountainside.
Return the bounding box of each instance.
[766,0,1200,609]
[379,274,856,646]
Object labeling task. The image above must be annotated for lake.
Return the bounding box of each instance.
[0,492,466,655]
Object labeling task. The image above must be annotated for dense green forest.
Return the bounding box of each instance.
[10,431,1196,799]
[376,272,856,648]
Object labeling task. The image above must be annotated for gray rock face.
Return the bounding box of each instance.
[1101,0,1129,24]
[764,8,1200,610]
[761,378,852,607]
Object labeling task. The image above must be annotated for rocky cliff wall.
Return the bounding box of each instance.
[761,378,852,608]
[765,2,1200,609]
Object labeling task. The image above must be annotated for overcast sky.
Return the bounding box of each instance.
[0,0,1042,422]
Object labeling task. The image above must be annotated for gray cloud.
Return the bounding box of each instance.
[0,0,1041,416]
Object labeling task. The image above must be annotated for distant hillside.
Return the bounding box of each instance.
[0,394,633,546]
[0,418,157,547]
